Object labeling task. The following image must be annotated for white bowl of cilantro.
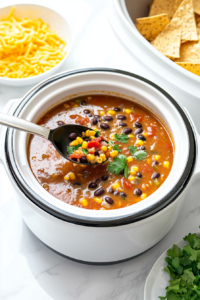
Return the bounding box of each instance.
[144,232,200,300]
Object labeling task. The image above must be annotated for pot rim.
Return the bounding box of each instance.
[4,68,196,227]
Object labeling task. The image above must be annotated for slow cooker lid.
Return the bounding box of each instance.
[5,68,196,227]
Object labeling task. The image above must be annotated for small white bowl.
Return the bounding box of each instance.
[0,4,73,86]
[144,233,200,300]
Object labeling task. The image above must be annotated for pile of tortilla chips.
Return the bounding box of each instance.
[136,0,200,76]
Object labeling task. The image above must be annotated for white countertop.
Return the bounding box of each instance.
[1,0,200,299]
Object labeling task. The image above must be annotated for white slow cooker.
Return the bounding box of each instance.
[0,68,199,264]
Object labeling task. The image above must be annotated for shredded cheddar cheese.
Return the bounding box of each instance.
[0,7,66,78]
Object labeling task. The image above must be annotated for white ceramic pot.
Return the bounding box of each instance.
[0,68,199,264]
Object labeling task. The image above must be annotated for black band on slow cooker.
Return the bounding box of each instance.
[4,68,196,227]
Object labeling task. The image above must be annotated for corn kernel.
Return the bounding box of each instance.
[76,137,83,143]
[147,158,151,164]
[94,197,103,204]
[101,146,107,152]
[89,130,96,136]
[80,198,88,206]
[131,166,139,172]
[141,193,147,199]
[108,145,112,151]
[68,172,75,180]
[82,141,88,149]
[128,134,134,138]
[124,109,132,114]
[96,157,103,164]
[143,132,148,137]
[82,132,85,138]
[136,140,144,146]
[127,156,133,162]
[64,175,69,181]
[99,111,105,116]
[163,161,170,168]
[73,104,79,107]
[70,140,79,146]
[155,155,161,161]
[110,150,118,158]
[100,153,106,162]
[110,133,115,140]
[154,179,160,187]
[93,127,98,131]
[112,182,120,189]
[108,110,116,115]
[128,176,135,181]
[90,136,96,140]
[87,154,95,161]
[85,130,90,137]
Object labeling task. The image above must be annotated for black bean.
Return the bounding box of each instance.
[94,149,100,156]
[152,172,160,179]
[88,113,93,117]
[94,188,105,196]
[113,107,121,111]
[89,182,98,189]
[81,101,87,106]
[95,178,101,184]
[71,157,77,162]
[119,122,127,127]
[109,188,114,194]
[120,192,127,198]
[140,146,146,150]
[152,161,158,167]
[105,197,114,205]
[103,116,113,121]
[100,123,110,130]
[84,137,90,142]
[117,115,126,120]
[119,169,124,175]
[136,172,142,178]
[123,128,132,135]
[114,191,120,196]
[137,134,146,141]
[94,115,100,119]
[134,122,142,128]
[134,188,142,196]
[57,121,65,126]
[91,118,98,125]
[102,174,109,181]
[73,182,81,186]
[80,156,87,163]
[69,132,78,140]
[84,109,90,114]
[135,128,143,134]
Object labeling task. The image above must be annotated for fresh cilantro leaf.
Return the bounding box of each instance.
[108,154,127,175]
[181,269,195,285]
[122,196,126,200]
[67,144,82,154]
[159,297,167,300]
[128,145,137,156]
[134,150,147,161]
[124,163,129,178]
[95,130,100,137]
[113,144,122,152]
[115,133,129,143]
[166,292,181,300]
[108,141,114,146]
[180,256,192,267]
[167,245,182,259]
[183,245,200,261]
[82,149,88,155]
[184,233,197,247]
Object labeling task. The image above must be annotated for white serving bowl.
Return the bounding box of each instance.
[0,4,73,86]
[106,0,200,100]
[0,68,199,264]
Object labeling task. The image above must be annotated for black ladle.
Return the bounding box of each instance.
[0,112,107,165]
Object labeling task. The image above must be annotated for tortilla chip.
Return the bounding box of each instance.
[151,26,181,58]
[171,0,182,17]
[149,0,175,18]
[194,0,200,16]
[176,62,200,75]
[170,0,198,42]
[136,14,169,41]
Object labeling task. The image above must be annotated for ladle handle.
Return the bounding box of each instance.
[0,112,50,139]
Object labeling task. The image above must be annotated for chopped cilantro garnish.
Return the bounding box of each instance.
[67,144,82,154]
[113,144,122,152]
[95,130,100,137]
[82,149,89,155]
[108,141,114,146]
[108,154,129,178]
[159,232,200,300]
[115,133,129,144]
[128,145,147,161]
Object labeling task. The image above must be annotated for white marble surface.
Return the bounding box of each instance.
[1,1,200,299]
